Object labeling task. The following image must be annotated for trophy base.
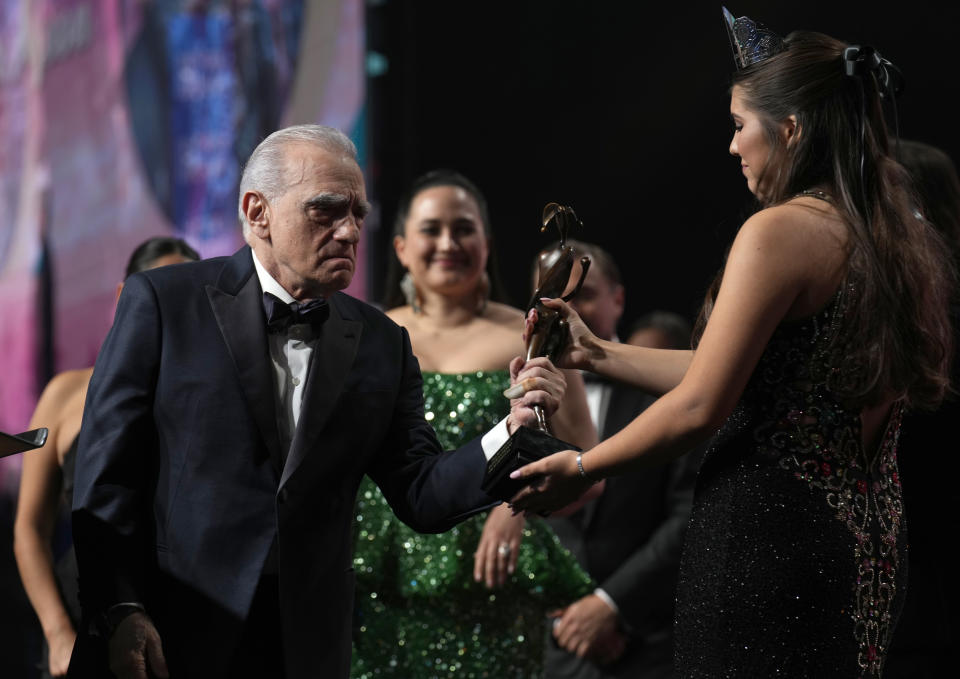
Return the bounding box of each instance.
[481,426,580,502]
[0,428,48,458]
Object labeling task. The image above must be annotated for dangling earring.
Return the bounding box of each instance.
[475,272,490,315]
[400,271,421,314]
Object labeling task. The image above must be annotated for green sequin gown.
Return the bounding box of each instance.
[351,370,595,678]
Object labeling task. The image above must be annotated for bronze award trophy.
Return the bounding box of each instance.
[480,203,591,501]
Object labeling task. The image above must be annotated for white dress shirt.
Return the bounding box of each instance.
[252,250,316,455]
[582,334,619,436]
[583,374,607,434]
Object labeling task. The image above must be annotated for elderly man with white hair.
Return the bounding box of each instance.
[69,125,567,679]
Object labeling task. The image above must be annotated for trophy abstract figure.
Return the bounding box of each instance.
[521,203,591,431]
[481,203,591,500]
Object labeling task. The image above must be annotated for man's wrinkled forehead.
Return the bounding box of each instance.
[282,142,364,191]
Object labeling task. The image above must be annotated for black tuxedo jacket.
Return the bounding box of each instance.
[70,247,492,678]
[547,379,701,678]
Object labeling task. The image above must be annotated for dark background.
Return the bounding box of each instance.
[364,0,960,334]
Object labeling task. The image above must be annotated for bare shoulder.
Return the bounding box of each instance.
[730,200,848,317]
[733,201,847,271]
[29,367,92,429]
[741,200,846,246]
[39,368,93,404]
[385,305,415,326]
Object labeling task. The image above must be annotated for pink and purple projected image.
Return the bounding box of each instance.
[0,0,366,499]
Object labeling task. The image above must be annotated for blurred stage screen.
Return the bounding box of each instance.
[0,0,366,494]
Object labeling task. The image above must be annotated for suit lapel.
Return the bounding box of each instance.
[206,247,283,475]
[280,296,362,488]
[580,483,601,531]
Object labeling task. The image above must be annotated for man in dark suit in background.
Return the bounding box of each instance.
[543,241,700,679]
[69,125,565,679]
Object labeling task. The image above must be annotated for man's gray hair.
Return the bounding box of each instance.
[238,124,358,237]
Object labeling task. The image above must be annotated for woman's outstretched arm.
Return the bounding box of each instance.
[530,300,693,396]
[511,205,839,513]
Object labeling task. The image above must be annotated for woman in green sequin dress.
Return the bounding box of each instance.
[350,170,597,678]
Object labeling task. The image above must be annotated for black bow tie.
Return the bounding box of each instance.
[262,292,329,333]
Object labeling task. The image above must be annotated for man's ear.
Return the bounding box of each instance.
[242,191,270,238]
[612,283,625,317]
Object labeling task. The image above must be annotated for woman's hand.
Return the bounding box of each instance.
[508,449,596,516]
[473,504,525,588]
[527,298,602,371]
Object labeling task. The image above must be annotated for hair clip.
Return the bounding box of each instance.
[842,45,904,99]
[723,6,785,70]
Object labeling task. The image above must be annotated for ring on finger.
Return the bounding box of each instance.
[497,543,512,557]
[503,377,537,399]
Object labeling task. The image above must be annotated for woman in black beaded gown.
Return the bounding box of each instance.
[509,10,954,678]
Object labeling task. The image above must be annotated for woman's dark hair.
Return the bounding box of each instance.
[898,139,960,258]
[382,169,510,309]
[125,236,200,278]
[697,31,953,409]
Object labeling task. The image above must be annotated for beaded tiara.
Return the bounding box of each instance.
[723,6,785,69]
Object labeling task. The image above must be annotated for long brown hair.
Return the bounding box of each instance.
[697,31,953,410]
[898,139,960,258]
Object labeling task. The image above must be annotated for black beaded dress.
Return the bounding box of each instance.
[674,289,907,678]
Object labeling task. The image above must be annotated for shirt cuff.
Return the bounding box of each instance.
[594,587,619,615]
[481,418,511,461]
[99,602,146,639]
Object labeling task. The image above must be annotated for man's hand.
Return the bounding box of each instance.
[504,356,566,434]
[589,625,628,666]
[551,593,623,662]
[108,612,169,679]
[473,503,525,588]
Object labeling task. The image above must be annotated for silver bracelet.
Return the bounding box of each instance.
[576,453,599,483]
